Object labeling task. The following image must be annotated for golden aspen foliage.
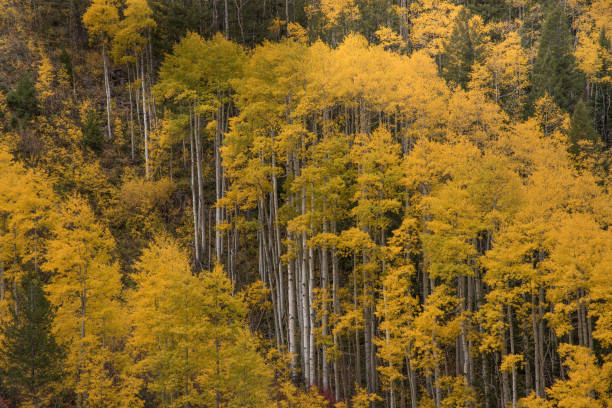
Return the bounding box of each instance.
[3,1,612,407]
[288,22,308,44]
[407,285,461,373]
[437,376,479,408]
[319,0,359,27]
[112,0,155,60]
[0,149,55,306]
[471,31,529,116]
[375,265,419,390]
[35,53,55,102]
[520,345,611,408]
[44,196,139,407]
[410,0,460,59]
[374,26,405,51]
[544,214,612,345]
[130,238,272,407]
[350,127,403,234]
[572,0,611,81]
[309,0,360,39]
[347,385,383,408]
[82,0,120,42]
[534,93,569,137]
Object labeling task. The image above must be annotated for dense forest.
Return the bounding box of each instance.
[0,0,611,407]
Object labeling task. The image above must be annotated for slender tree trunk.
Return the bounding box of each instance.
[193,110,205,268]
[363,255,373,394]
[79,265,87,407]
[224,0,229,39]
[382,282,395,408]
[127,66,135,161]
[587,307,593,350]
[523,319,532,395]
[140,52,149,179]
[135,78,142,139]
[577,293,585,347]
[308,196,316,388]
[258,210,264,281]
[459,276,470,386]
[215,338,220,408]
[285,0,290,38]
[332,219,341,401]
[215,105,224,260]
[301,186,310,385]
[288,247,298,380]
[297,245,306,381]
[538,288,545,394]
[13,276,18,315]
[321,223,329,391]
[102,38,112,139]
[189,110,200,265]
[12,231,17,315]
[406,356,417,408]
[476,276,489,406]
[271,152,285,315]
[508,305,517,408]
[353,257,361,387]
[0,259,4,301]
[433,342,441,408]
[501,327,510,407]
[532,291,543,398]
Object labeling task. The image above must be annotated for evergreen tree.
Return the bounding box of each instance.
[6,75,38,128]
[464,0,509,22]
[0,272,64,408]
[442,7,487,89]
[58,50,74,87]
[568,99,599,155]
[531,3,583,112]
[82,108,103,152]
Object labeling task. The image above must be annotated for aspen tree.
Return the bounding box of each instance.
[44,197,138,408]
[113,0,155,178]
[83,0,119,140]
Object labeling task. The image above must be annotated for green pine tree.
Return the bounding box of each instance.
[0,272,64,408]
[531,3,583,112]
[6,75,39,129]
[464,0,509,22]
[443,7,487,89]
[568,99,599,156]
[82,108,104,152]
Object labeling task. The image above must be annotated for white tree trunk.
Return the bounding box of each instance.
[189,109,200,265]
[102,39,112,139]
[127,66,135,161]
[287,233,298,381]
[140,53,149,179]
[215,105,223,260]
[301,186,310,385]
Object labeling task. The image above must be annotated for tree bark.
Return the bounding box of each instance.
[102,38,112,139]
[127,66,135,161]
[308,196,316,388]
[508,305,517,408]
[288,246,298,381]
[301,186,310,385]
[189,110,200,265]
[140,52,149,179]
[321,223,329,391]
[215,105,224,260]
[193,110,205,267]
[224,0,229,39]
